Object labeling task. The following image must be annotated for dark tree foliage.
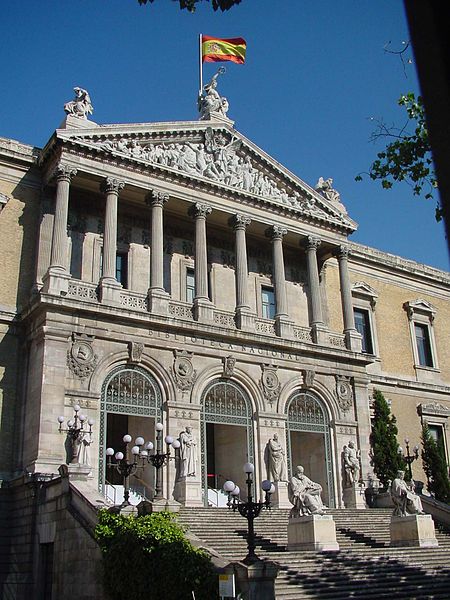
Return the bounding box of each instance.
[370,390,405,488]
[357,93,441,221]
[138,0,242,12]
[421,424,450,503]
[95,510,217,600]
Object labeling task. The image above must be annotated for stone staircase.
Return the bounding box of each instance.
[178,508,450,599]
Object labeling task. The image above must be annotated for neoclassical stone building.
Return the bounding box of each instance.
[0,87,449,516]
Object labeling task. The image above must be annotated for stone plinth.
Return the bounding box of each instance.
[287,515,339,552]
[343,484,367,509]
[230,558,279,600]
[148,497,181,513]
[270,481,291,509]
[147,288,169,315]
[390,514,438,547]
[99,278,122,305]
[175,478,203,507]
[42,270,71,296]
[67,464,92,481]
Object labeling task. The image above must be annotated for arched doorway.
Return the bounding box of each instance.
[286,390,335,507]
[200,378,253,506]
[99,365,162,500]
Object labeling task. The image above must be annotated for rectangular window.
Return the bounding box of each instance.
[415,323,433,367]
[261,286,276,319]
[186,268,195,303]
[354,308,373,354]
[116,253,128,288]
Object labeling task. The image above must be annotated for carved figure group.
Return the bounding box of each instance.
[266,433,288,482]
[391,470,424,517]
[179,426,197,478]
[198,68,229,120]
[288,465,326,517]
[315,177,341,204]
[64,87,93,120]
[342,441,361,487]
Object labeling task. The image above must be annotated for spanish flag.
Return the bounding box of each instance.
[201,35,246,64]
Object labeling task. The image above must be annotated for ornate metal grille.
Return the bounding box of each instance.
[99,365,162,491]
[200,379,254,505]
[285,391,335,507]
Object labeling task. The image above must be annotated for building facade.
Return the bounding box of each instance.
[0,90,449,514]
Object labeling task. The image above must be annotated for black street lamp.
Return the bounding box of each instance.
[398,438,420,481]
[106,423,180,507]
[57,404,94,464]
[223,462,274,565]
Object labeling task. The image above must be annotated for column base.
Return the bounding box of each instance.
[270,481,291,509]
[41,268,71,296]
[99,278,122,306]
[235,308,255,332]
[193,298,215,322]
[174,477,203,507]
[147,288,169,316]
[390,514,438,547]
[311,323,329,345]
[275,316,294,339]
[344,328,363,352]
[343,484,367,509]
[287,515,339,552]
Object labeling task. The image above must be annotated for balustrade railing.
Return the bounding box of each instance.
[254,318,276,335]
[119,289,148,311]
[67,279,99,302]
[168,300,194,320]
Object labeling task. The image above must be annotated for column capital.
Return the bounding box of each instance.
[265,224,288,240]
[54,163,77,183]
[146,189,169,207]
[229,213,251,230]
[188,202,212,219]
[101,177,125,195]
[305,235,321,251]
[333,244,351,260]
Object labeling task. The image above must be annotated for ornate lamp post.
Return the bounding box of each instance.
[223,462,274,564]
[57,404,94,464]
[106,423,180,507]
[398,438,420,481]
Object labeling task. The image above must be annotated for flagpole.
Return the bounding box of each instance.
[198,34,203,98]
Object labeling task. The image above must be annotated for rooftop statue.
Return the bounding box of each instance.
[315,177,341,204]
[64,87,93,120]
[198,67,229,120]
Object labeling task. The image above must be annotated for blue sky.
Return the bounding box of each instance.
[2,0,448,271]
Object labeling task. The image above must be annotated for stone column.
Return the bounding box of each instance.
[265,225,292,338]
[229,214,254,331]
[99,177,124,305]
[42,164,77,295]
[146,190,169,315]
[305,236,328,344]
[334,245,362,352]
[188,202,214,322]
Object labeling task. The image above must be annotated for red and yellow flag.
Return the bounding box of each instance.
[201,35,246,64]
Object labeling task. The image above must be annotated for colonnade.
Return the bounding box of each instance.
[42,164,361,350]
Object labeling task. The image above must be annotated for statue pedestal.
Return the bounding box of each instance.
[390,514,438,548]
[270,481,291,509]
[67,463,92,481]
[175,478,203,507]
[147,288,169,316]
[193,298,215,323]
[99,278,122,306]
[230,558,279,600]
[287,515,339,552]
[343,484,367,509]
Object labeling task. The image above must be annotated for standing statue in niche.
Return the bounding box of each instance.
[75,431,92,467]
[64,87,93,120]
[266,433,288,482]
[288,465,326,517]
[179,426,197,477]
[391,470,424,516]
[198,67,230,120]
[342,441,361,487]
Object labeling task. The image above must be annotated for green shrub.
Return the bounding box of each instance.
[370,390,405,488]
[95,510,217,600]
[421,424,450,503]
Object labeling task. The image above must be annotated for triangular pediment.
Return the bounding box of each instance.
[48,119,357,233]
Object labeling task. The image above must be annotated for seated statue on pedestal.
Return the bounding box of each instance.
[288,465,326,517]
[391,470,425,517]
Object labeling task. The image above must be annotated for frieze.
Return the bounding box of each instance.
[418,402,450,418]
[69,130,347,227]
[67,333,98,380]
